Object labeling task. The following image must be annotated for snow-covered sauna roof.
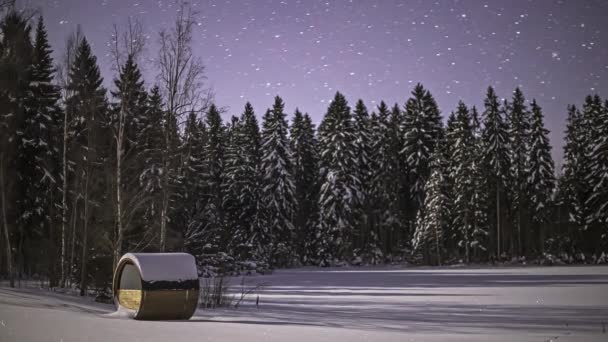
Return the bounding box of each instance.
[118,253,198,283]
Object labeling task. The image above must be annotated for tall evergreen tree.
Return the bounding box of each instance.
[316,92,359,264]
[389,103,410,253]
[469,106,489,259]
[0,10,33,287]
[412,150,448,265]
[194,104,225,256]
[180,111,207,255]
[400,84,443,234]
[110,53,148,266]
[221,103,263,261]
[137,86,165,249]
[481,86,510,258]
[19,16,62,284]
[506,88,531,256]
[582,96,605,245]
[558,105,586,231]
[260,96,297,266]
[65,37,109,295]
[351,99,374,256]
[589,99,608,226]
[528,100,555,253]
[448,102,475,262]
[368,101,394,261]
[290,109,319,263]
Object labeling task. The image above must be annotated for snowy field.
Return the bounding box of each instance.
[1,265,608,342]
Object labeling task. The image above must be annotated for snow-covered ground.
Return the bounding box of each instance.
[1,265,608,341]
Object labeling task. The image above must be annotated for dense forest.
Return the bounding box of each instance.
[1,3,607,294]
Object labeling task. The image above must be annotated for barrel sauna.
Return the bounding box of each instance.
[112,253,200,320]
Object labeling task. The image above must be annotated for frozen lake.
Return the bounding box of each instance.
[1,265,608,341]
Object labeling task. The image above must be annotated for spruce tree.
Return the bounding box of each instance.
[528,100,555,253]
[220,103,263,261]
[290,109,319,263]
[351,99,374,257]
[20,16,62,283]
[137,86,165,247]
[180,111,207,255]
[442,111,459,257]
[584,97,608,253]
[368,101,393,261]
[260,96,297,266]
[1,11,33,287]
[110,53,148,265]
[481,86,510,258]
[389,103,409,253]
[448,102,475,262]
[582,95,606,241]
[66,37,109,295]
[412,150,447,265]
[401,84,443,232]
[197,104,225,256]
[506,88,531,256]
[558,105,586,231]
[469,106,489,258]
[316,92,359,264]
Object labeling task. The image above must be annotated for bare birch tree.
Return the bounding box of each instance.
[55,27,83,287]
[0,153,14,287]
[109,18,146,268]
[156,1,211,251]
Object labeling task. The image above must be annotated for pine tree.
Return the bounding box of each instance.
[0,10,34,287]
[65,37,109,295]
[506,88,531,256]
[195,104,225,256]
[528,100,555,253]
[389,103,409,254]
[259,96,297,266]
[469,106,489,258]
[137,86,165,248]
[316,92,359,264]
[368,101,393,262]
[238,103,263,260]
[412,150,447,265]
[19,16,62,284]
[582,96,606,245]
[290,109,319,263]
[443,111,459,256]
[481,86,510,258]
[220,103,263,261]
[558,105,586,231]
[351,99,374,257]
[110,53,148,267]
[585,97,608,252]
[401,84,443,231]
[180,111,207,256]
[449,102,475,262]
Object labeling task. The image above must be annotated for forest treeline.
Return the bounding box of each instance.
[1,4,607,293]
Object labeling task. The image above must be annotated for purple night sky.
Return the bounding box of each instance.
[17,0,608,164]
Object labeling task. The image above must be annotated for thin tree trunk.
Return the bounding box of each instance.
[79,164,90,296]
[48,192,57,287]
[464,215,470,264]
[434,225,441,266]
[0,154,14,287]
[114,111,125,268]
[517,207,522,257]
[60,108,69,287]
[79,120,93,297]
[68,194,78,286]
[160,123,169,252]
[496,183,501,259]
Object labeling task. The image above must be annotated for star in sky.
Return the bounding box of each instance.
[21,0,608,163]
